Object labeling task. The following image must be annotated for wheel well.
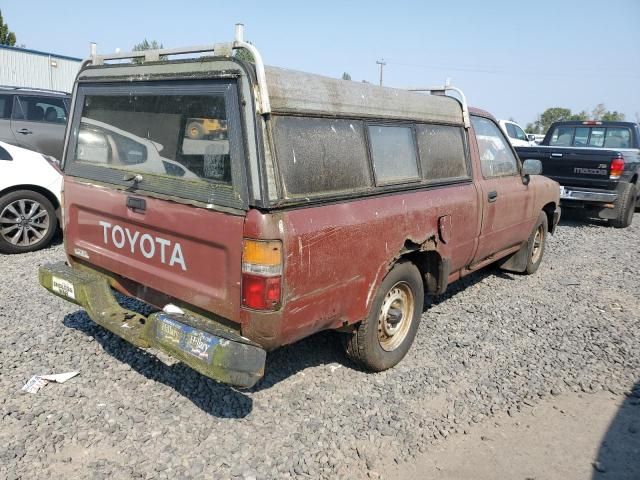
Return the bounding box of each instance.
[0,184,61,215]
[400,248,444,295]
[542,202,556,233]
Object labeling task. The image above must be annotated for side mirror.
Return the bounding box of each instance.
[522,159,543,175]
[527,134,536,141]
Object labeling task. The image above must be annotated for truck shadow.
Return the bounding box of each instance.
[63,310,255,419]
[62,309,352,414]
[592,380,640,480]
[61,263,517,410]
[558,209,611,229]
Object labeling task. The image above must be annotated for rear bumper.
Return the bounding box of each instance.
[559,186,618,204]
[38,261,266,388]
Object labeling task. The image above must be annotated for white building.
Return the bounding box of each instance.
[0,45,82,93]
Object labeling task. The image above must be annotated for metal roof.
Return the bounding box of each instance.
[0,44,82,62]
[265,66,465,125]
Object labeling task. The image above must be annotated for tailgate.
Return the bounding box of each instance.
[537,148,616,189]
[64,178,245,322]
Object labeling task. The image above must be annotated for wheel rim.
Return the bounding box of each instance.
[0,199,50,247]
[377,281,415,352]
[531,224,544,263]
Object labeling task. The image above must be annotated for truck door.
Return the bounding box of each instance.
[470,115,533,264]
[10,95,67,159]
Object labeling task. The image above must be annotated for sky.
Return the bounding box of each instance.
[2,0,638,126]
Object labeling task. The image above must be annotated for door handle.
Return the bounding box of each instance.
[16,128,33,135]
[487,191,498,203]
[551,153,563,158]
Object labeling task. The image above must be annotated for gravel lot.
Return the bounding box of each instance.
[1,213,639,480]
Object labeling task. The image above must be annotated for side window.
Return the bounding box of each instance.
[513,124,527,141]
[415,124,469,182]
[604,128,631,148]
[272,116,372,197]
[0,145,12,160]
[505,123,517,138]
[13,95,68,123]
[549,126,575,146]
[0,94,12,119]
[368,125,419,185]
[471,116,519,178]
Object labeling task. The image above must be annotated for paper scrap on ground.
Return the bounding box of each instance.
[21,371,79,394]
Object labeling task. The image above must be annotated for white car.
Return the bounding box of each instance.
[498,120,535,147]
[0,141,62,254]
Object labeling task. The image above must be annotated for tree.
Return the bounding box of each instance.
[601,110,625,121]
[568,110,588,121]
[537,107,573,133]
[341,72,352,81]
[591,103,607,120]
[0,10,17,46]
[132,39,165,63]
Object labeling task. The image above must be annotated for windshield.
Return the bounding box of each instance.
[65,81,246,209]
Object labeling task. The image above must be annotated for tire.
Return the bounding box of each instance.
[346,262,424,371]
[186,121,205,140]
[0,190,58,254]
[610,183,636,228]
[524,211,548,275]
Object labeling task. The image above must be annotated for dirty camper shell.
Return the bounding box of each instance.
[39,26,559,388]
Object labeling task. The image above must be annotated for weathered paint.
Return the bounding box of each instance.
[62,178,245,323]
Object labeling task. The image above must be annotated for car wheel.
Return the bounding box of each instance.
[186,121,205,140]
[610,183,636,228]
[346,262,423,371]
[0,190,58,254]
[524,211,548,275]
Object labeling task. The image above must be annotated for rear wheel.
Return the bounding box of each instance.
[524,212,548,275]
[346,262,423,371]
[0,190,57,254]
[610,183,636,228]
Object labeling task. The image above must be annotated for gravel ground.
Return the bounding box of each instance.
[1,213,639,480]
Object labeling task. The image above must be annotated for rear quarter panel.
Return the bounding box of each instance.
[243,184,480,347]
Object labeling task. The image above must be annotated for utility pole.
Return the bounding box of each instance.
[376,58,386,86]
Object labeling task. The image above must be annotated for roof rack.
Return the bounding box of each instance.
[87,24,271,115]
[0,85,70,95]
[408,83,470,128]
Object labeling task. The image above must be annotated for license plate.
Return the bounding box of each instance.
[52,276,75,300]
[155,314,219,363]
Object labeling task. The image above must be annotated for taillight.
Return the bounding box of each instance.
[610,157,624,179]
[241,239,282,310]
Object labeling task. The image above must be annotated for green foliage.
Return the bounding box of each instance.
[0,10,17,46]
[341,72,352,81]
[527,105,625,134]
[131,39,165,64]
[600,110,625,121]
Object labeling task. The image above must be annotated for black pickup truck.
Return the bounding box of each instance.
[516,121,640,228]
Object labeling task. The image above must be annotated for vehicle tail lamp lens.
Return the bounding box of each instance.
[610,157,624,179]
[242,240,282,310]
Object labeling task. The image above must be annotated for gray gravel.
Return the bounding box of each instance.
[1,213,639,479]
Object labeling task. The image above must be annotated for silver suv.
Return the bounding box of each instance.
[0,86,70,160]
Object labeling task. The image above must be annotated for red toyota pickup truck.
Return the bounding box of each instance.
[39,26,560,388]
